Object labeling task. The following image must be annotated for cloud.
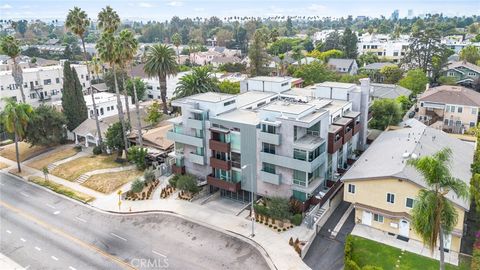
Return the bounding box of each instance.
[0,4,12,9]
[167,1,183,7]
[194,7,205,12]
[139,2,154,8]
[308,4,327,14]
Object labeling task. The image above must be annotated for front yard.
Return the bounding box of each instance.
[29,176,94,203]
[27,147,80,170]
[0,142,46,162]
[82,169,143,194]
[50,155,123,181]
[348,235,471,270]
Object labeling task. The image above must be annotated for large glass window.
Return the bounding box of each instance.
[261,124,276,134]
[306,122,320,136]
[262,163,276,174]
[293,170,306,186]
[193,112,203,120]
[293,190,307,202]
[230,132,241,151]
[231,152,241,168]
[263,143,276,154]
[293,149,307,161]
[308,143,326,162]
[195,147,204,155]
[214,168,231,181]
[232,170,242,183]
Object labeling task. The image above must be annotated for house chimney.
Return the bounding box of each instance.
[359,78,370,150]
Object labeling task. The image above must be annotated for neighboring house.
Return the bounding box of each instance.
[362,62,398,83]
[370,83,412,101]
[327,58,358,75]
[191,51,222,66]
[240,76,303,93]
[0,63,89,108]
[443,61,480,88]
[342,119,472,255]
[208,46,241,58]
[416,85,480,134]
[357,34,410,63]
[210,56,242,68]
[292,57,319,66]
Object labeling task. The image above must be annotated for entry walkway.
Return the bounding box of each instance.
[351,224,459,266]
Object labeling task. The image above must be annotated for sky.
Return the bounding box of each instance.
[1,0,479,21]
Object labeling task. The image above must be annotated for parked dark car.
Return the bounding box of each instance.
[408,111,416,118]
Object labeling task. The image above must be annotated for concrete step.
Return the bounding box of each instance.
[47,163,58,171]
[75,174,90,184]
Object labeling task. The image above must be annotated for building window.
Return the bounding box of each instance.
[293,148,307,161]
[450,105,455,113]
[44,79,52,85]
[56,78,60,83]
[100,108,104,115]
[261,124,276,134]
[406,198,415,208]
[387,193,395,204]
[373,214,384,223]
[470,122,476,128]
[293,170,306,186]
[262,163,276,174]
[445,105,450,112]
[262,143,276,154]
[472,108,478,115]
[224,100,235,106]
[457,106,463,113]
[444,119,449,125]
[348,184,355,194]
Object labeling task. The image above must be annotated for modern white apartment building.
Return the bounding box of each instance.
[357,34,410,63]
[0,63,89,108]
[166,77,370,212]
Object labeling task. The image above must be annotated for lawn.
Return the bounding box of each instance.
[349,235,470,270]
[29,176,94,203]
[27,147,80,170]
[82,169,143,194]
[50,155,123,181]
[0,142,46,162]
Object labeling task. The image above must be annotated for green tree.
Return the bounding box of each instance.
[459,45,480,64]
[395,95,413,112]
[357,52,380,67]
[66,6,103,148]
[267,197,291,220]
[104,69,128,93]
[131,178,144,193]
[380,65,403,84]
[25,105,66,146]
[1,36,26,103]
[323,31,342,51]
[61,61,88,131]
[127,146,148,170]
[292,61,336,86]
[248,30,269,76]
[1,99,34,173]
[171,32,181,63]
[286,17,293,36]
[105,122,130,159]
[174,66,219,98]
[126,78,146,102]
[399,69,429,96]
[368,99,403,130]
[14,20,27,38]
[145,101,163,126]
[218,81,240,94]
[176,174,199,193]
[407,148,469,270]
[143,44,178,114]
[438,76,457,86]
[97,5,120,34]
[215,29,233,47]
[341,28,358,58]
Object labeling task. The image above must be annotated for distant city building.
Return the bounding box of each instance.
[407,9,414,19]
[391,9,399,20]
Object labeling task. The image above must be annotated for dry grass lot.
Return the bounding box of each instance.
[29,176,94,202]
[0,142,46,162]
[51,155,123,181]
[0,162,9,170]
[82,169,143,194]
[8,167,32,178]
[27,147,80,170]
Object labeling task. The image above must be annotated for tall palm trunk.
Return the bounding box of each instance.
[112,65,129,158]
[81,39,103,148]
[159,74,168,114]
[438,227,446,270]
[132,79,143,147]
[14,131,21,173]
[121,74,132,126]
[12,59,26,103]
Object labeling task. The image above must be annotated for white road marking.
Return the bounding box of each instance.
[46,204,56,209]
[34,246,41,251]
[152,250,167,258]
[75,217,86,223]
[6,230,11,234]
[24,265,30,269]
[69,266,77,270]
[110,233,127,241]
[51,256,59,261]
[20,238,26,242]
[53,211,60,215]
[20,192,30,198]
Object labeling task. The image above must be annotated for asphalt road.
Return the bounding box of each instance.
[0,172,269,270]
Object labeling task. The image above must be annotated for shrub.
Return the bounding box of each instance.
[92,145,102,155]
[253,204,268,216]
[344,259,361,270]
[290,213,302,226]
[289,237,294,246]
[74,145,82,151]
[267,197,291,220]
[277,229,281,232]
[127,146,148,170]
[169,174,180,188]
[345,235,354,260]
[131,178,144,193]
[176,174,199,193]
[143,168,155,183]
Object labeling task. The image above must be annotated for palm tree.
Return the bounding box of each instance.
[1,36,25,103]
[174,66,219,99]
[407,148,469,270]
[143,44,178,114]
[66,6,104,148]
[90,56,103,82]
[97,6,129,158]
[172,33,181,63]
[1,99,33,173]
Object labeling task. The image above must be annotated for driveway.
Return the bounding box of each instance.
[303,201,355,270]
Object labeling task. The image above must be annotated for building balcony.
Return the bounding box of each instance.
[344,111,361,136]
[186,118,203,130]
[207,175,241,192]
[171,164,185,175]
[260,170,281,185]
[209,157,231,170]
[258,131,280,145]
[328,125,343,154]
[343,127,353,143]
[189,152,205,165]
[209,139,230,153]
[166,130,204,147]
[353,123,361,135]
[259,151,326,173]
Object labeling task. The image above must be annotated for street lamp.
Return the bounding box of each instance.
[242,164,255,237]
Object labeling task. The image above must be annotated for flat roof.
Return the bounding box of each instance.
[214,109,260,125]
[344,111,361,118]
[236,91,277,108]
[328,124,343,133]
[293,134,325,150]
[248,76,291,83]
[333,117,353,126]
[315,81,357,89]
[262,100,313,115]
[186,92,235,103]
